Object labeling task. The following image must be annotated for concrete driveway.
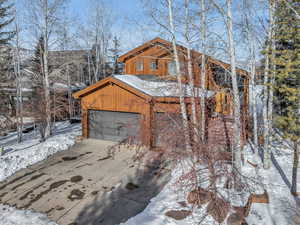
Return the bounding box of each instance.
[0,139,170,225]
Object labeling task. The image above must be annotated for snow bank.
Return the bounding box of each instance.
[121,142,300,225]
[242,143,300,225]
[0,121,81,225]
[0,205,58,225]
[0,121,81,182]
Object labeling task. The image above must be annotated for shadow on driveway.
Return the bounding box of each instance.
[73,159,169,225]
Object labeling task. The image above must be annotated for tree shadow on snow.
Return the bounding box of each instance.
[72,158,170,225]
[258,145,300,207]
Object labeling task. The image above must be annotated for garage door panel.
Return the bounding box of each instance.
[88,110,141,142]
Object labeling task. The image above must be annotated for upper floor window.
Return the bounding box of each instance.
[150,60,158,70]
[168,61,177,76]
[136,61,143,71]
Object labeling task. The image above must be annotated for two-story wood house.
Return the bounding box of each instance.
[73,37,250,149]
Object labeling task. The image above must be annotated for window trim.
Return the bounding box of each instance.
[136,60,144,71]
[168,60,177,76]
[150,60,158,71]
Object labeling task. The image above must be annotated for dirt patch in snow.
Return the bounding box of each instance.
[165,210,192,220]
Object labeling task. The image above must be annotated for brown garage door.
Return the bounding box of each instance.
[88,110,141,142]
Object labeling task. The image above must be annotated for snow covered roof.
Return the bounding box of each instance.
[52,82,87,92]
[114,75,214,98]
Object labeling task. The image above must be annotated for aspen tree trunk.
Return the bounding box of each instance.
[92,39,100,82]
[184,0,198,140]
[263,52,270,168]
[226,0,242,171]
[167,0,192,151]
[263,0,275,169]
[43,0,51,138]
[67,64,73,119]
[200,0,207,142]
[250,46,258,147]
[291,141,299,195]
[14,19,23,143]
[87,52,92,84]
[267,0,276,152]
[52,89,56,131]
[246,16,258,147]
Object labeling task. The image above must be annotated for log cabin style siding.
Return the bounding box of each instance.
[74,37,250,148]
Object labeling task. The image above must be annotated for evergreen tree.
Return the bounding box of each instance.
[272,0,300,195]
[31,36,45,84]
[109,36,122,74]
[0,0,14,124]
[0,0,14,78]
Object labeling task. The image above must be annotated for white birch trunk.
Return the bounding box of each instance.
[227,0,242,171]
[200,0,207,142]
[43,0,51,138]
[185,0,198,140]
[250,47,258,147]
[87,52,92,84]
[267,0,276,151]
[263,47,270,169]
[14,19,23,143]
[167,0,192,151]
[67,64,73,119]
[263,0,275,169]
[246,17,258,147]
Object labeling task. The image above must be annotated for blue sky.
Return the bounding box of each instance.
[15,0,268,61]
[70,0,142,19]
[69,0,145,28]
[69,0,152,51]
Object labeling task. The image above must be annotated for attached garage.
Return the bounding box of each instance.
[88,110,141,142]
[73,75,215,147]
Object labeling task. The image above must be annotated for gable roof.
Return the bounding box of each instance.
[118,37,249,77]
[73,75,214,100]
[118,37,170,63]
[72,76,151,100]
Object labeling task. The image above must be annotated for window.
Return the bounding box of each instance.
[168,61,176,76]
[136,61,143,71]
[150,60,158,70]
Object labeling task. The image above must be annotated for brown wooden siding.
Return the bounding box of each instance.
[80,82,152,145]
[120,39,250,118]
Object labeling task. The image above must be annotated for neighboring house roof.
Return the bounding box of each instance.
[73,74,214,100]
[118,37,249,77]
[52,82,87,92]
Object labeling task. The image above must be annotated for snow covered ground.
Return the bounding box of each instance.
[121,139,300,225]
[0,205,59,225]
[120,162,219,225]
[0,121,81,225]
[1,120,299,225]
[0,121,81,182]
[243,139,300,225]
